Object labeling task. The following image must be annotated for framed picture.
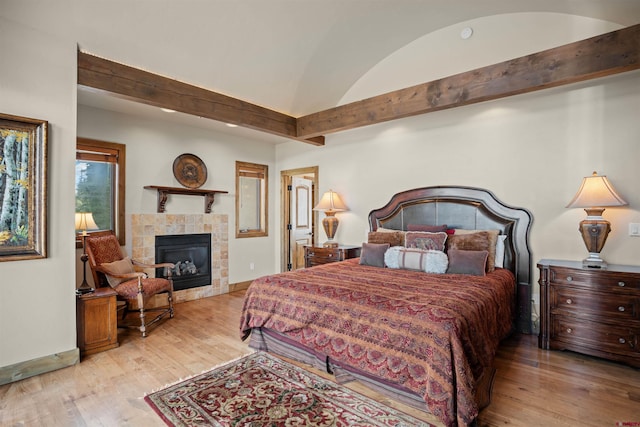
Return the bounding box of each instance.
[0,113,48,261]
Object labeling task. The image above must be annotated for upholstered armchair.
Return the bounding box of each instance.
[84,231,174,337]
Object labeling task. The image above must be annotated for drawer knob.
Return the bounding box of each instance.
[619,338,626,344]
[566,328,572,334]
[566,298,573,305]
[566,276,573,282]
[618,306,625,312]
[328,253,333,257]
[618,281,625,287]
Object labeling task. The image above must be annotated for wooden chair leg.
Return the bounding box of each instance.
[168,289,174,318]
[139,306,147,338]
[137,292,147,338]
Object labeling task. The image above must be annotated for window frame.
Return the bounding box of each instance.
[235,161,268,238]
[75,138,126,247]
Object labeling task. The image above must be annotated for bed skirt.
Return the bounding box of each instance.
[248,327,495,418]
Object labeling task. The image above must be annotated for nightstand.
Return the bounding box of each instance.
[304,245,361,268]
[538,259,640,368]
[76,287,119,357]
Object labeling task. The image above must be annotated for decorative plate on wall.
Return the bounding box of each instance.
[173,153,207,188]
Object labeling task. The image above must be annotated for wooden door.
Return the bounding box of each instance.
[291,176,313,269]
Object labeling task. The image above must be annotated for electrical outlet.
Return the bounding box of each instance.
[630,223,640,237]
[249,262,255,270]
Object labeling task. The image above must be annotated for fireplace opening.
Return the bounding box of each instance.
[155,233,211,291]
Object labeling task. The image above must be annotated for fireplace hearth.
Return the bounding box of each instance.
[155,233,212,291]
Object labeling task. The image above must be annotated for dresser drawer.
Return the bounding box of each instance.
[552,316,639,359]
[305,247,343,262]
[549,266,640,292]
[304,246,361,268]
[550,286,640,321]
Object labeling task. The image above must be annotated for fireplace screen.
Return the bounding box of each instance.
[155,233,211,291]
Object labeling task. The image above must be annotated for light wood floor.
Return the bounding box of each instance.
[1,291,639,426]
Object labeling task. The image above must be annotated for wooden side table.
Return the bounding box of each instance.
[304,245,361,268]
[538,259,640,368]
[76,287,119,357]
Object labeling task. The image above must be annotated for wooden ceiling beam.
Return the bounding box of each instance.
[77,52,324,146]
[297,24,640,139]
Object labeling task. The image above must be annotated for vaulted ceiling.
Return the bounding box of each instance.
[16,0,636,143]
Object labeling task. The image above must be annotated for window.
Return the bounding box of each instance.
[236,161,268,238]
[75,138,126,246]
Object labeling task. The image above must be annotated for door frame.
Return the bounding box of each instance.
[280,166,319,272]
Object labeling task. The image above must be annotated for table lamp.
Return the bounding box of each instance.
[313,190,348,247]
[566,171,627,269]
[75,212,99,294]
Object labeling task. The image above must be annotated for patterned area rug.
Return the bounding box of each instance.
[145,351,434,426]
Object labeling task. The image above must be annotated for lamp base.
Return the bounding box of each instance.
[582,253,607,269]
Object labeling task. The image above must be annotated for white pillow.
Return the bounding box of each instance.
[495,235,507,268]
[384,246,448,274]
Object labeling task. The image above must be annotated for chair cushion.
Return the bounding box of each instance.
[100,257,135,287]
[114,277,172,300]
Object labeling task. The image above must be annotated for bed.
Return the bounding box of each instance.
[240,186,533,427]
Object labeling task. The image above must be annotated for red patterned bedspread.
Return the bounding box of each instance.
[240,259,515,427]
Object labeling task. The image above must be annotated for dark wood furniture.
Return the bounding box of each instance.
[538,259,640,368]
[304,245,361,268]
[85,231,175,338]
[76,287,119,357]
[144,185,228,213]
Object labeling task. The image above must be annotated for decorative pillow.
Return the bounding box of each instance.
[448,229,499,272]
[376,227,399,232]
[446,249,488,276]
[384,247,448,273]
[368,231,405,247]
[359,242,390,268]
[100,257,135,287]
[405,231,447,251]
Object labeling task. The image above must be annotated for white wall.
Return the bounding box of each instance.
[275,15,640,314]
[0,16,78,367]
[77,106,277,285]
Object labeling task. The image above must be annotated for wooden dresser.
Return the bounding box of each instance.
[304,245,361,268]
[538,259,640,368]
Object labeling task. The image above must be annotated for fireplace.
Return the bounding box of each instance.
[155,233,212,291]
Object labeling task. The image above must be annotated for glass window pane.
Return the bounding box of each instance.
[239,176,261,230]
[75,159,114,231]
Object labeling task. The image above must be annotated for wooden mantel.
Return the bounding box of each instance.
[144,186,228,213]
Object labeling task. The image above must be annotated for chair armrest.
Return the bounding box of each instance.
[95,265,146,279]
[131,260,175,278]
[131,260,175,269]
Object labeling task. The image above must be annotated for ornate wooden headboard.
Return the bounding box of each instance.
[368,186,534,334]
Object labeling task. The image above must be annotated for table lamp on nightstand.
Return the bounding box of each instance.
[566,171,627,269]
[75,212,99,294]
[313,190,348,248]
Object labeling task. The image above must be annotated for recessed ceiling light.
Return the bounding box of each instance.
[226,123,238,128]
[460,27,473,40]
[161,108,176,113]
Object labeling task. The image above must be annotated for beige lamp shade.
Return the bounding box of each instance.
[566,171,627,210]
[566,172,627,269]
[313,190,348,212]
[75,212,99,233]
[313,190,348,247]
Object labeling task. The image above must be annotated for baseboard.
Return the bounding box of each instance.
[0,348,79,386]
[229,280,252,293]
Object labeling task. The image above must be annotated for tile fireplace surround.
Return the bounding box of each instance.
[130,213,228,305]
